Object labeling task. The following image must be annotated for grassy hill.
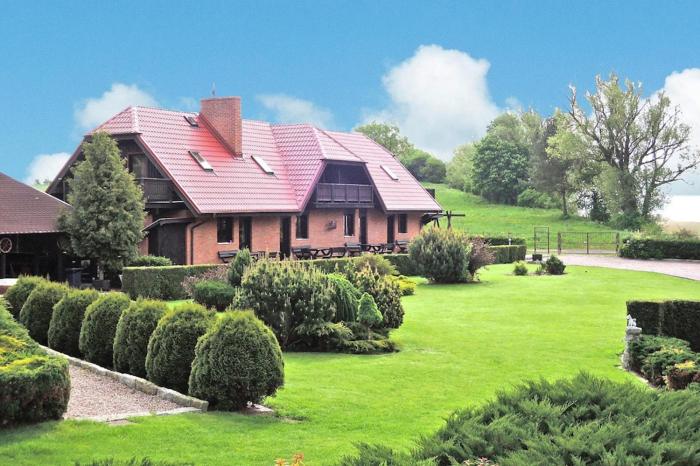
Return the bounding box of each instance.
[424,183,621,248]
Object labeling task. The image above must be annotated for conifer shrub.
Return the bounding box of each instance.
[227,248,252,287]
[388,275,416,296]
[129,255,173,267]
[409,227,472,283]
[79,292,131,367]
[341,373,700,465]
[352,267,404,329]
[513,261,529,276]
[192,280,236,311]
[19,281,69,345]
[188,311,284,410]
[4,275,46,319]
[327,273,360,322]
[113,299,168,377]
[358,293,383,330]
[48,288,100,356]
[542,255,566,275]
[145,303,214,393]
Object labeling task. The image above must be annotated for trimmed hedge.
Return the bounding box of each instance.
[113,299,168,377]
[475,235,527,246]
[19,281,69,345]
[627,300,700,352]
[4,276,46,319]
[490,244,527,264]
[122,264,221,300]
[341,373,700,464]
[47,288,100,357]
[189,311,284,410]
[384,254,421,276]
[192,280,236,311]
[620,237,700,260]
[145,303,214,393]
[1,302,70,425]
[129,255,173,267]
[79,292,131,367]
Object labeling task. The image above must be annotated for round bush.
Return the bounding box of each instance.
[513,261,529,276]
[79,292,131,367]
[129,255,173,267]
[409,227,472,283]
[19,282,68,345]
[113,299,168,377]
[5,276,47,319]
[145,303,214,393]
[544,255,566,275]
[192,280,236,311]
[189,311,284,410]
[47,289,100,356]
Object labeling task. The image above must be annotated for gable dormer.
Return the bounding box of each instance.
[313,162,374,208]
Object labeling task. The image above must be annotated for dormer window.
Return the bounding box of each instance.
[252,155,274,175]
[381,164,399,180]
[184,115,199,127]
[189,151,213,172]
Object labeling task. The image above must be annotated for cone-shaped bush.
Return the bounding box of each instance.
[409,227,472,283]
[358,293,383,329]
[189,311,284,410]
[227,248,252,287]
[48,288,100,356]
[4,276,47,319]
[79,292,131,367]
[113,299,168,377]
[19,281,69,345]
[145,303,214,393]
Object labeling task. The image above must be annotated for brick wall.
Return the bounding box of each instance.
[199,97,243,156]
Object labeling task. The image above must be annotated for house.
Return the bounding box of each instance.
[48,97,441,265]
[0,172,72,279]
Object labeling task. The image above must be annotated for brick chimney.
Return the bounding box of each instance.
[199,97,243,156]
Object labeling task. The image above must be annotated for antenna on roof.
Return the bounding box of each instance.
[211,82,216,97]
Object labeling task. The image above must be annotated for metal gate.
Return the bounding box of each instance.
[533,226,550,254]
[556,231,620,255]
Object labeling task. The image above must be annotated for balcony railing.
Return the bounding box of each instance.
[136,178,180,204]
[315,183,373,207]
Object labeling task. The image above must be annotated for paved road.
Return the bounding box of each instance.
[558,254,700,281]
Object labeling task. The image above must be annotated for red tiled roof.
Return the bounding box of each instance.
[80,106,441,214]
[0,173,70,234]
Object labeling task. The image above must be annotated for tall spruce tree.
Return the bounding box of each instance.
[59,132,145,279]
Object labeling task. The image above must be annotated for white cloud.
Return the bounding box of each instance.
[24,152,71,185]
[258,94,334,128]
[74,83,158,129]
[656,68,700,195]
[364,45,501,160]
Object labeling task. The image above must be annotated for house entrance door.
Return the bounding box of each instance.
[387,215,395,243]
[280,217,291,258]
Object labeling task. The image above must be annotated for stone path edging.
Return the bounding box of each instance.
[41,345,209,412]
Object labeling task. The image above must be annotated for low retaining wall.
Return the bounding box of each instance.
[41,345,208,411]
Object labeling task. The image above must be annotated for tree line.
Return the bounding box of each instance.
[357,73,700,230]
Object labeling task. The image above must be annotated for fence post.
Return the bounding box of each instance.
[586,232,590,255]
[616,232,620,254]
[557,232,562,255]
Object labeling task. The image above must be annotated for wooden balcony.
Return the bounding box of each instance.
[314,183,373,208]
[136,178,182,205]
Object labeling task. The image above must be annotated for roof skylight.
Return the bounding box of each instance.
[189,151,213,172]
[381,164,399,180]
[252,155,274,175]
[184,115,199,127]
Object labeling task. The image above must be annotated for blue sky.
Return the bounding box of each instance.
[1,1,699,194]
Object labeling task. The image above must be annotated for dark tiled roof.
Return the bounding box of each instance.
[0,173,70,234]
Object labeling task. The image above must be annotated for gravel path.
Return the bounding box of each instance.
[65,365,181,419]
[558,254,700,281]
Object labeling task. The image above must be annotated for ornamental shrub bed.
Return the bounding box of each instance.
[189,311,284,410]
[4,276,46,319]
[192,280,236,311]
[145,303,215,393]
[628,335,699,388]
[341,373,700,465]
[122,265,221,300]
[620,237,700,260]
[0,302,70,425]
[19,281,69,345]
[48,288,100,357]
[113,299,168,377]
[627,300,700,351]
[79,292,131,367]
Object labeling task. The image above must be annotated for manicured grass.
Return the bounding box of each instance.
[2,266,699,465]
[425,183,624,247]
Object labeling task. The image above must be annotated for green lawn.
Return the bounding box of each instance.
[2,265,699,465]
[425,183,624,247]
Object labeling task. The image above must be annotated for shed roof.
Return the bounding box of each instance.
[0,173,70,234]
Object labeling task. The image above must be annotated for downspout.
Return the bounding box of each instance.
[188,219,207,265]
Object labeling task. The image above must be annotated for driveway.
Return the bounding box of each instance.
[557,254,700,281]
